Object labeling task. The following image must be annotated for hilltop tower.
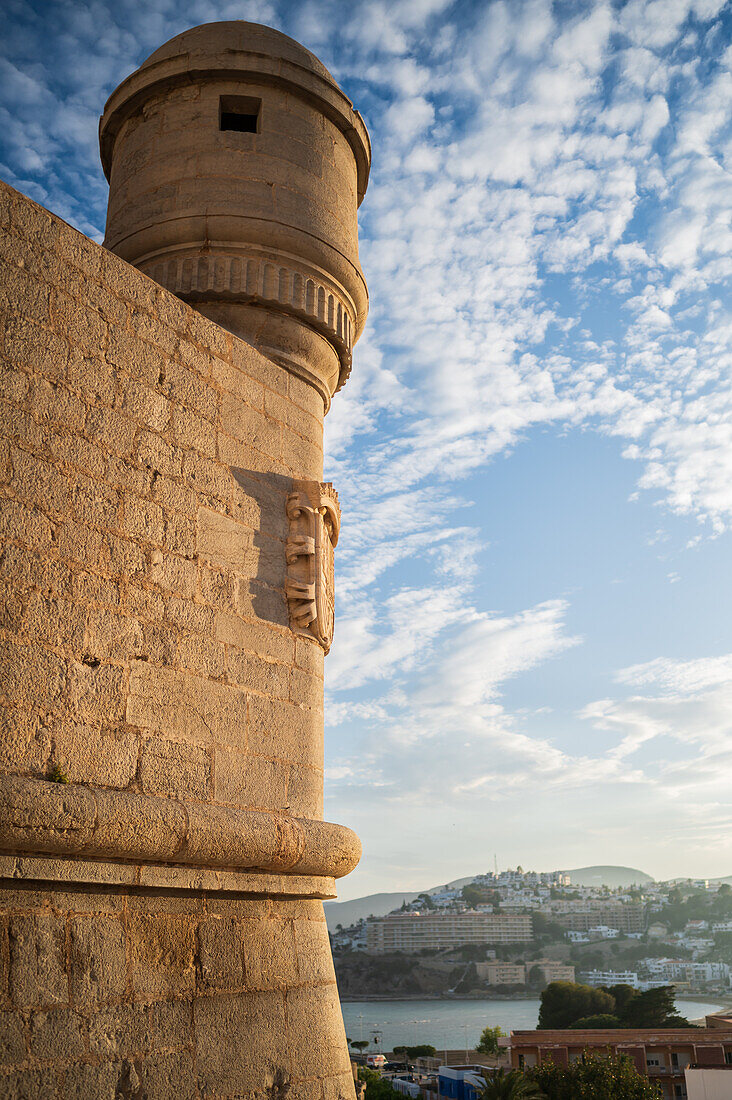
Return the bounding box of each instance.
[0,21,369,1098]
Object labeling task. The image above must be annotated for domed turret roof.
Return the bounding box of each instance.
[100,20,370,199]
[142,21,336,87]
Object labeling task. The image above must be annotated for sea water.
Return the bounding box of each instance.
[340,998,728,1052]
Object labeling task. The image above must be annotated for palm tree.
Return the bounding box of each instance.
[478,1068,546,1099]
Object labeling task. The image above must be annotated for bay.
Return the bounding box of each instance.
[340,998,729,1052]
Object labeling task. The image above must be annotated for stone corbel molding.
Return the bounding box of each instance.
[0,776,360,879]
[286,480,340,654]
[141,249,358,394]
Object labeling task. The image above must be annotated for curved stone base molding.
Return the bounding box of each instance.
[0,853,338,898]
[0,776,360,880]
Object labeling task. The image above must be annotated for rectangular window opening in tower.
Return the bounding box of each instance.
[220,95,261,133]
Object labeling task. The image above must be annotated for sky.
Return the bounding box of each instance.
[2,0,731,901]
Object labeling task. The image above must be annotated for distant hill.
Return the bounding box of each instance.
[324,865,653,929]
[325,892,422,929]
[560,865,654,888]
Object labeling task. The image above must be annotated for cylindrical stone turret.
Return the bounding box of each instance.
[0,19,370,1100]
[100,21,370,408]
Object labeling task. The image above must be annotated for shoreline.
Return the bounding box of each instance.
[340,993,732,1007]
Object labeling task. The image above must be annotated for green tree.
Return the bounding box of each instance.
[602,984,637,1015]
[568,1014,621,1028]
[538,982,615,1029]
[476,1026,506,1056]
[405,1044,437,1058]
[351,1039,369,1052]
[478,1068,545,1099]
[358,1067,400,1098]
[620,987,688,1028]
[529,1051,661,1099]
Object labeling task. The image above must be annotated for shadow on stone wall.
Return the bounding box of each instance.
[231,468,293,628]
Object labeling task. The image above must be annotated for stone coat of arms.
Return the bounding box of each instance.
[285,481,341,653]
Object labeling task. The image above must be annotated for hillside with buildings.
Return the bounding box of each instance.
[325,865,652,928]
[332,868,732,1001]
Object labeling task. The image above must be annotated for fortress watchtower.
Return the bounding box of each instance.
[0,20,370,1099]
[100,21,370,408]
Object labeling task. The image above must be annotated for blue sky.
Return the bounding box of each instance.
[2,0,731,900]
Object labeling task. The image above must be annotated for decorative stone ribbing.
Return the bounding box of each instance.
[142,250,355,391]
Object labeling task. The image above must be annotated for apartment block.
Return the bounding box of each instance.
[586,968,640,988]
[366,911,532,953]
[556,902,646,933]
[477,959,575,986]
[476,961,527,985]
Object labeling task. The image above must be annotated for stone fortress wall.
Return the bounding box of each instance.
[0,20,369,1100]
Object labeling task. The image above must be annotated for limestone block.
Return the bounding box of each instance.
[137,429,183,480]
[214,749,288,810]
[148,998,194,1051]
[120,378,171,431]
[147,551,197,597]
[67,349,117,406]
[121,496,166,543]
[0,705,50,774]
[129,912,196,997]
[197,915,243,989]
[241,918,298,992]
[170,403,216,457]
[0,544,71,598]
[88,1003,149,1058]
[175,631,226,678]
[68,660,125,723]
[68,916,126,1005]
[215,612,294,665]
[127,662,247,750]
[284,985,352,1079]
[181,450,232,499]
[287,763,324,819]
[197,506,258,571]
[29,1008,85,1059]
[0,1010,26,1065]
[164,360,218,420]
[139,1052,197,1100]
[1,1068,60,1099]
[293,915,334,983]
[140,738,211,801]
[22,592,82,650]
[226,651,289,697]
[221,391,281,457]
[165,595,213,635]
[85,406,137,457]
[0,499,53,552]
[8,446,71,519]
[194,990,287,1095]
[248,694,319,766]
[59,1061,119,1100]
[0,775,95,852]
[8,913,67,1007]
[51,722,138,789]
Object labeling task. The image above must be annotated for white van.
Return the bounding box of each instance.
[366,1054,387,1068]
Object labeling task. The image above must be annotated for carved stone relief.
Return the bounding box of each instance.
[286,481,341,653]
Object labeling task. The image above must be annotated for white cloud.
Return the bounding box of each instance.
[4,0,732,892]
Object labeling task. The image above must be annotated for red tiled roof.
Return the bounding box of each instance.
[510,1029,732,1044]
